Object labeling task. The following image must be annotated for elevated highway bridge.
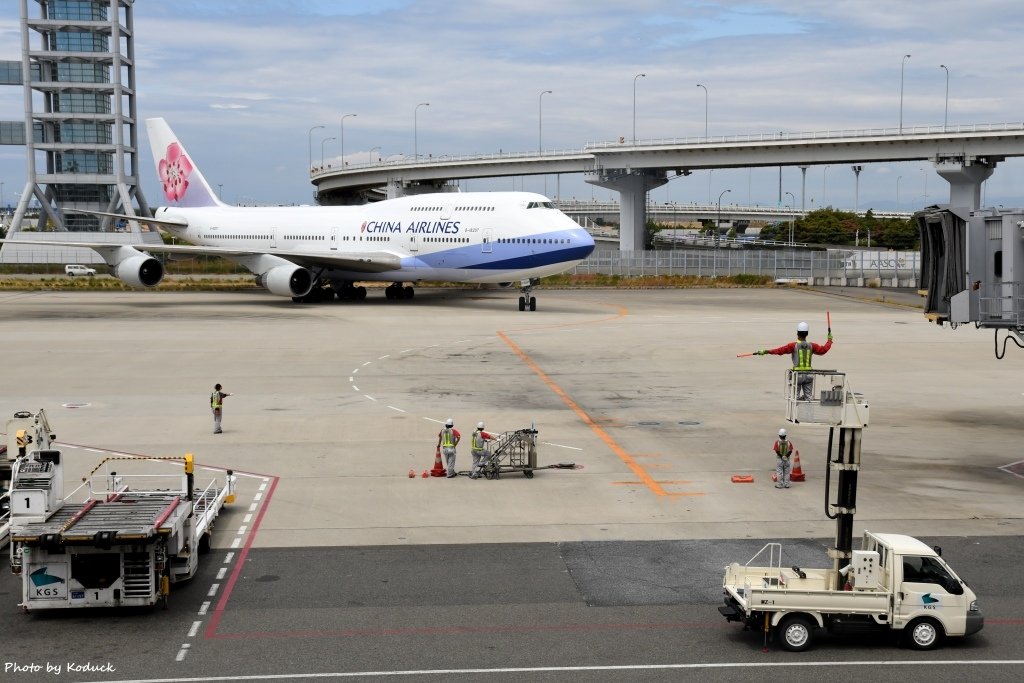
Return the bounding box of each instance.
[313,122,1024,250]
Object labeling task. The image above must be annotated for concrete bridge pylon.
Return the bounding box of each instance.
[585,168,668,251]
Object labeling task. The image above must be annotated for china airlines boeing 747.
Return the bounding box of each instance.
[2,118,595,310]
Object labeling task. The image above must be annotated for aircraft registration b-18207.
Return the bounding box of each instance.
[1,118,595,310]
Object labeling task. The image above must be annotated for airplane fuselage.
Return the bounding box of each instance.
[155,192,594,284]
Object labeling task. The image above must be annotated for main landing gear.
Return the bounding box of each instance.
[384,282,415,300]
[518,278,539,312]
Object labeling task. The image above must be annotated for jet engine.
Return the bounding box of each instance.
[113,253,164,288]
[257,264,314,298]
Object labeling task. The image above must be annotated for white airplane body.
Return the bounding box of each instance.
[1,118,595,309]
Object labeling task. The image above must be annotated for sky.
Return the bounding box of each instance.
[2,0,1024,212]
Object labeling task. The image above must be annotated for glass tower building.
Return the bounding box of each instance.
[2,0,152,242]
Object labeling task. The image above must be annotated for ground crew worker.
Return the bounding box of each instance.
[753,321,833,400]
[469,422,498,479]
[210,383,232,434]
[773,428,794,489]
[437,418,461,478]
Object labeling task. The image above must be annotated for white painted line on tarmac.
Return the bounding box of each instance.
[378,354,390,359]
[401,348,414,353]
[197,601,210,616]
[223,552,234,564]
[230,538,241,549]
[542,441,583,451]
[248,502,257,513]
[187,621,202,638]
[84,447,104,453]
[352,368,359,374]
[348,376,354,382]
[387,405,406,413]
[237,525,247,535]
[216,567,226,581]
[258,481,267,492]
[207,583,219,598]
[174,643,189,662]
[253,492,262,501]
[99,658,1024,680]
[364,394,377,401]
[998,459,1024,478]
[423,417,444,424]
[243,513,252,523]
[362,361,372,366]
[352,385,360,391]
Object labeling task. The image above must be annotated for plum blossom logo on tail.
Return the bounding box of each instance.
[159,142,193,202]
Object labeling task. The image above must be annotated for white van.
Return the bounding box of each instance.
[64,264,97,277]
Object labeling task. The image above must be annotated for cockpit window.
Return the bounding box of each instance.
[526,201,555,209]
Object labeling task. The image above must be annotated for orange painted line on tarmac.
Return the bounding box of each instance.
[612,480,693,485]
[497,329,669,497]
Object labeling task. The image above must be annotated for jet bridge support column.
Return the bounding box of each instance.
[585,169,667,251]
[934,157,998,212]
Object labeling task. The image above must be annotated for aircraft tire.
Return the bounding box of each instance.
[518,297,526,311]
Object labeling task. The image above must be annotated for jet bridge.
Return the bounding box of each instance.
[917,205,1024,357]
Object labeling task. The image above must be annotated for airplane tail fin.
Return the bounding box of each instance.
[146,118,224,208]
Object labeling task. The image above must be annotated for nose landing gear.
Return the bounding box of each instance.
[518,278,538,311]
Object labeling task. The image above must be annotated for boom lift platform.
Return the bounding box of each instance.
[718,372,982,651]
[6,410,235,610]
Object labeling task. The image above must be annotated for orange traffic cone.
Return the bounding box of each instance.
[421,470,429,478]
[430,446,446,477]
[790,450,805,482]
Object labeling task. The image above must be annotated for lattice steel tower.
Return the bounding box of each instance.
[8,0,150,236]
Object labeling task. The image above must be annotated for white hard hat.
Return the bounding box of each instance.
[778,428,787,438]
[445,418,453,427]
[797,321,809,333]
[477,422,485,429]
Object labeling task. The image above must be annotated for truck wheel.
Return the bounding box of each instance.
[778,614,815,652]
[905,617,943,650]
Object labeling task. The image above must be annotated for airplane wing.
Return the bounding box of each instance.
[0,239,402,273]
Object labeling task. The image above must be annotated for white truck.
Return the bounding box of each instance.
[6,410,235,610]
[719,531,984,651]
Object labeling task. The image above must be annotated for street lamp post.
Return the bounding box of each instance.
[369,146,381,163]
[715,188,731,278]
[852,165,863,215]
[896,175,903,211]
[340,113,356,167]
[538,90,552,154]
[697,83,709,203]
[939,64,949,130]
[822,165,829,208]
[900,54,911,133]
[414,102,430,160]
[785,191,796,244]
[321,136,335,167]
[217,184,222,200]
[307,124,325,171]
[632,74,645,143]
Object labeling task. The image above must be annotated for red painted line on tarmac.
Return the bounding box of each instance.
[205,474,280,638]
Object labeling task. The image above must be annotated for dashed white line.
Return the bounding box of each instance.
[387,406,406,413]
[237,525,248,535]
[248,503,257,513]
[84,447,103,453]
[401,348,414,353]
[187,621,202,638]
[362,361,372,367]
[352,368,359,374]
[364,395,377,401]
[216,567,227,580]
[243,513,252,523]
[198,601,210,616]
[174,643,190,661]
[223,552,234,564]
[230,537,241,549]
[352,385,360,391]
[424,417,444,424]
[207,583,220,598]
[258,481,267,492]
[542,441,583,451]
[254,492,263,501]
[378,354,390,359]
